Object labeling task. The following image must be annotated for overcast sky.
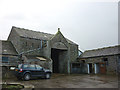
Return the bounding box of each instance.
[0,0,118,51]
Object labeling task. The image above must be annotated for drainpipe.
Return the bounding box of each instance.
[41,40,42,48]
[68,45,70,74]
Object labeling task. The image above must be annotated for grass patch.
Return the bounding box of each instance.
[2,84,24,90]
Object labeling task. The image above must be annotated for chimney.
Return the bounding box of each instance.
[58,28,60,31]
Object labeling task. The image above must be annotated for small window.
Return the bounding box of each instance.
[42,40,47,47]
[17,64,22,69]
[100,64,104,67]
[23,64,29,69]
[82,60,85,63]
[103,58,108,65]
[32,43,34,47]
[25,42,27,46]
[28,65,36,70]
[2,57,8,63]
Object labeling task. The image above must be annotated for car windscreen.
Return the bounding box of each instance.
[16,64,22,69]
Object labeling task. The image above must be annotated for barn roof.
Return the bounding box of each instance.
[12,26,78,45]
[80,45,120,58]
[0,40,18,55]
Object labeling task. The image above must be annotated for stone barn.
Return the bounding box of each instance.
[7,26,79,74]
[78,45,120,75]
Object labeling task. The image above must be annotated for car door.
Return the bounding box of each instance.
[28,64,37,77]
[35,65,44,76]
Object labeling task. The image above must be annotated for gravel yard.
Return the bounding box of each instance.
[2,74,118,88]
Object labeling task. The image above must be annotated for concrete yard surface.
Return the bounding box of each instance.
[2,74,118,88]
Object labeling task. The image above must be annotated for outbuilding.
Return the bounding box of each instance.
[78,45,120,75]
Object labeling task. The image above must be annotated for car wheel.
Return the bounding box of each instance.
[45,73,50,79]
[24,73,31,81]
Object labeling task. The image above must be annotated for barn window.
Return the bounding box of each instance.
[42,40,47,47]
[25,42,27,46]
[103,58,108,65]
[82,60,85,63]
[2,57,8,63]
[38,45,39,48]
[32,43,34,47]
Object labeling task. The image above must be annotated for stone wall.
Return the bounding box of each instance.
[19,37,44,55]
[70,44,78,62]
[2,66,15,79]
[7,29,21,53]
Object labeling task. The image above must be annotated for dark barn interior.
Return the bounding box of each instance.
[89,63,93,73]
[51,48,60,73]
[51,48,66,73]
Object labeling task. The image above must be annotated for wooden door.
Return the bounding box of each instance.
[99,62,106,74]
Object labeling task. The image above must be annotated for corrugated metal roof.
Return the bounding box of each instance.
[25,55,47,61]
[80,45,120,58]
[1,40,18,55]
[12,26,78,45]
[36,57,46,61]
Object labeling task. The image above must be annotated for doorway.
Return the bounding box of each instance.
[87,63,93,74]
[89,63,93,73]
[51,48,67,73]
[99,62,106,74]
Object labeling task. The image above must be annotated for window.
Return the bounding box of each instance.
[2,57,8,63]
[103,58,108,65]
[36,65,43,70]
[32,43,34,47]
[42,40,47,47]
[16,64,22,69]
[82,60,85,63]
[25,42,27,46]
[100,64,104,67]
[28,65,36,70]
[23,64,29,69]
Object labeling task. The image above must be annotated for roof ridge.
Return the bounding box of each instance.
[12,26,54,35]
[12,26,78,45]
[85,45,120,52]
